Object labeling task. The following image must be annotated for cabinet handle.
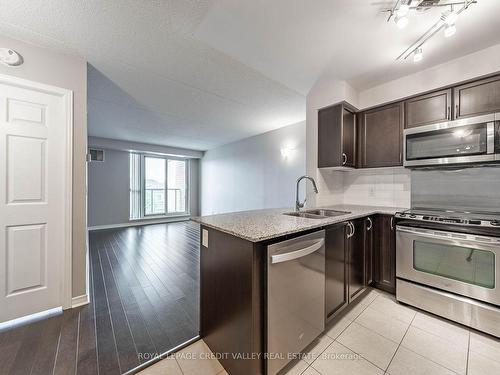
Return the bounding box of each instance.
[367,217,373,231]
[455,104,459,118]
[447,106,450,120]
[346,222,354,238]
[390,217,394,230]
[342,153,347,166]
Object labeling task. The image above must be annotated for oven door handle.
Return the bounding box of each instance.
[396,225,500,246]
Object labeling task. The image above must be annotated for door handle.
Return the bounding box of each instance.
[342,153,347,166]
[366,217,373,231]
[271,239,324,264]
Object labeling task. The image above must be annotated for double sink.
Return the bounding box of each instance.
[284,209,351,219]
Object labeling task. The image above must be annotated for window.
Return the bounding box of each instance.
[129,154,189,219]
[145,156,167,215]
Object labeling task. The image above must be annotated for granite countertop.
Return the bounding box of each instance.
[191,204,407,242]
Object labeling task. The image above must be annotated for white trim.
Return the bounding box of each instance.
[0,74,74,312]
[71,294,89,308]
[88,216,190,231]
[63,90,73,310]
[0,307,62,332]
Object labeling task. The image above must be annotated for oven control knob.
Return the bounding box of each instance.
[491,220,500,227]
[410,214,416,218]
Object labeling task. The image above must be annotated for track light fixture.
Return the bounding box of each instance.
[395,15,409,29]
[397,3,410,17]
[390,0,476,62]
[413,48,423,63]
[444,24,457,38]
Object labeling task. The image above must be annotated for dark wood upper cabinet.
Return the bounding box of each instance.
[318,103,356,168]
[325,223,347,318]
[373,215,396,294]
[348,219,366,302]
[454,75,500,119]
[405,89,452,129]
[358,102,404,168]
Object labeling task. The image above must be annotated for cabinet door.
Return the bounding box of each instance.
[318,105,343,168]
[373,215,396,294]
[325,223,347,318]
[359,103,404,168]
[405,89,452,129]
[348,219,366,301]
[454,75,500,119]
[342,107,356,168]
[364,217,374,286]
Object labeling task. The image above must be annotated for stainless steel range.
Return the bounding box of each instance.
[395,208,500,337]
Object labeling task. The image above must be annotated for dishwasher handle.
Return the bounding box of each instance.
[271,238,325,264]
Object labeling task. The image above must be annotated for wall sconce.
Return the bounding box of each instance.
[280,147,295,160]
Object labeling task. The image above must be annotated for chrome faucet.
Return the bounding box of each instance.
[295,175,318,212]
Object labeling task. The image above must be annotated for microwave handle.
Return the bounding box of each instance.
[487,122,495,154]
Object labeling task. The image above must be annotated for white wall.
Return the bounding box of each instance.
[201,121,306,215]
[343,168,411,208]
[305,43,500,209]
[0,34,88,298]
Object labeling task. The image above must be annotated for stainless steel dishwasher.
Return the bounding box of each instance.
[267,230,325,375]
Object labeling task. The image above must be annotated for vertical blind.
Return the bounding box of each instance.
[129,153,141,219]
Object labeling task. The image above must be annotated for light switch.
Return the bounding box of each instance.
[202,229,209,248]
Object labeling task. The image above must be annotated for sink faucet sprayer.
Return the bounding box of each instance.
[295,175,318,212]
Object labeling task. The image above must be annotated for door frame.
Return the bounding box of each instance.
[0,74,74,310]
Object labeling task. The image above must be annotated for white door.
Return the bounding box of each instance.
[0,76,72,323]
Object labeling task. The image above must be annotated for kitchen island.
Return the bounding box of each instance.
[192,204,403,375]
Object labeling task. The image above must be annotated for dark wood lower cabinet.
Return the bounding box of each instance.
[348,219,366,301]
[373,215,396,294]
[201,215,397,374]
[200,227,264,375]
[325,223,347,318]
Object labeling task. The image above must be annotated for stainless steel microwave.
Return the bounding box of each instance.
[403,113,500,167]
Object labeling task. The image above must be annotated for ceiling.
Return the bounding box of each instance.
[1,0,499,150]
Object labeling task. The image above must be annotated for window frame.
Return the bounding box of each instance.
[133,154,190,219]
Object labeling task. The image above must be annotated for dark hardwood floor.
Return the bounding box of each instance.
[0,221,200,375]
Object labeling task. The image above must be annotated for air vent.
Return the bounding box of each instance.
[88,148,105,162]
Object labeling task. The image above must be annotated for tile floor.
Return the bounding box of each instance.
[138,288,500,375]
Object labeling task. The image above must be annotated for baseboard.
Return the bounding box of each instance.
[71,294,89,308]
[88,216,190,231]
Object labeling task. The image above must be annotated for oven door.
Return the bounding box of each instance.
[396,225,500,306]
[404,114,496,167]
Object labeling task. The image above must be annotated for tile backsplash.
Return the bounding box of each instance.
[317,165,500,211]
[343,167,411,208]
[411,165,500,213]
